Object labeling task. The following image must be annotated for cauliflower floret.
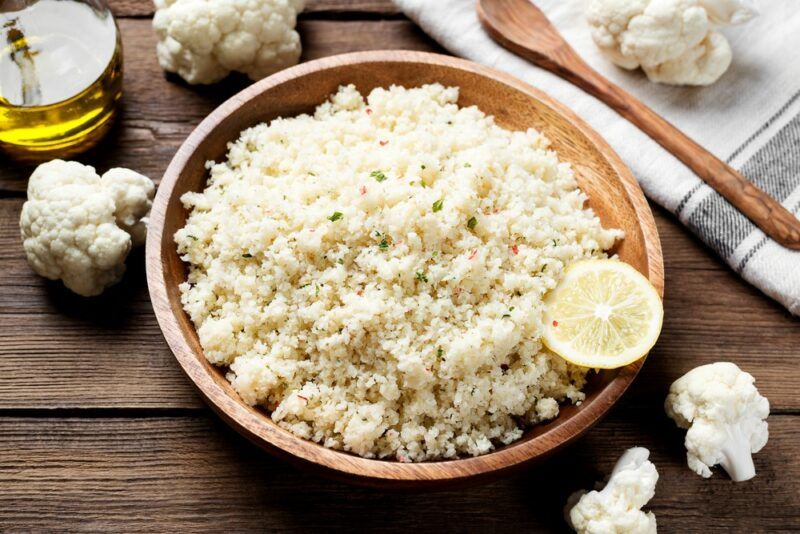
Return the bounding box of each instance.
[565,447,658,534]
[153,0,306,85]
[643,31,732,86]
[586,0,757,86]
[665,362,769,481]
[19,160,155,297]
[101,168,156,247]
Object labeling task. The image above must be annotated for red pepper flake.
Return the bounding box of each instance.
[357,290,363,297]
[552,320,559,327]
[379,140,388,146]
[366,108,373,115]
[468,249,478,260]
[297,395,309,402]
[397,454,408,462]
[359,185,367,195]
[511,244,519,255]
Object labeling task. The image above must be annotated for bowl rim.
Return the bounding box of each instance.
[146,50,663,488]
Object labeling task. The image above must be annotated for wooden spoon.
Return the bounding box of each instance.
[478,0,800,250]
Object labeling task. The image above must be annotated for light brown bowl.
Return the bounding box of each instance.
[146,51,663,489]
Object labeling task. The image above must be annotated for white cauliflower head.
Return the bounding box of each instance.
[566,447,658,534]
[19,160,155,297]
[665,362,769,481]
[153,0,306,85]
[586,0,757,86]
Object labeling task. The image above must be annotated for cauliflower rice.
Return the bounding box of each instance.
[175,84,622,461]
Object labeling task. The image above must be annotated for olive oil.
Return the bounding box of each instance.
[0,0,122,157]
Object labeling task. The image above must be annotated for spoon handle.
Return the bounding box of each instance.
[571,63,800,251]
[478,2,800,250]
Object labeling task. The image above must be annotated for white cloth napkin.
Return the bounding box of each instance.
[393,0,800,315]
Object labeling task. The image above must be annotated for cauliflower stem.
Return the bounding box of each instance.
[716,421,757,482]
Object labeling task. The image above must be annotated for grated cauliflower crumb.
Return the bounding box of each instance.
[175,84,622,460]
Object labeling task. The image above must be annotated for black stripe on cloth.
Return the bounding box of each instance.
[688,111,800,260]
[738,112,800,200]
[737,197,800,274]
[674,88,800,216]
[674,182,703,216]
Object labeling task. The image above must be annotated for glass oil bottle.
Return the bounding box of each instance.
[0,0,122,158]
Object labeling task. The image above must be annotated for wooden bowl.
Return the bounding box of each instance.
[146,51,663,489]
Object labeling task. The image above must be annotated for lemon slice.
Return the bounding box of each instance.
[542,259,663,369]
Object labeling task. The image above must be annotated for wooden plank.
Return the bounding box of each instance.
[0,18,440,193]
[0,410,796,531]
[108,0,400,18]
[2,197,798,410]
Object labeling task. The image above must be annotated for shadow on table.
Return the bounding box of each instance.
[182,368,692,531]
[193,415,630,532]
[43,247,148,329]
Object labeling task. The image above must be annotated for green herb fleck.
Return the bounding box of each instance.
[337,258,344,265]
[467,216,478,230]
[464,163,472,168]
[502,314,511,318]
[379,239,389,251]
[242,253,253,258]
[552,239,558,247]
[541,264,547,273]
[308,171,317,177]
[421,164,427,170]
[510,307,515,311]
[371,170,388,182]
[415,271,428,283]
[432,198,444,212]
[187,235,198,240]
[315,284,320,297]
[328,211,343,222]
[437,347,444,359]
[299,283,310,289]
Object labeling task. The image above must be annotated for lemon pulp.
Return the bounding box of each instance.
[543,259,663,369]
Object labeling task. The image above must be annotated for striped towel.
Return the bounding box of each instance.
[393,0,800,315]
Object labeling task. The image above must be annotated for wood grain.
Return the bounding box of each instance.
[477,0,800,251]
[1,410,797,531]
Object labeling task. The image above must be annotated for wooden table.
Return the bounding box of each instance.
[1,2,797,531]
